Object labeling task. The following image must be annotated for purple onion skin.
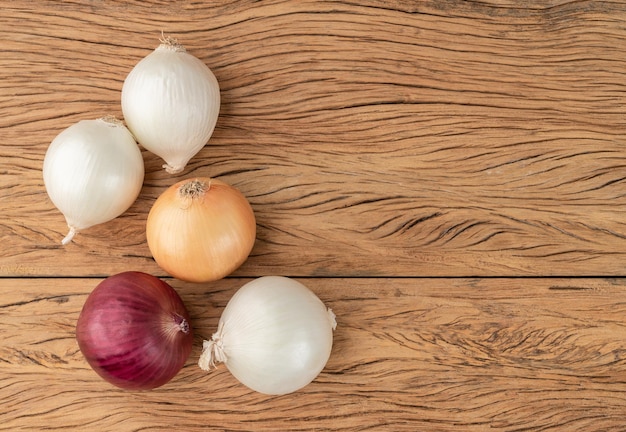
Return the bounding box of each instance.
[76,271,193,390]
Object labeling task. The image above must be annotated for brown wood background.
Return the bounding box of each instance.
[1,0,625,430]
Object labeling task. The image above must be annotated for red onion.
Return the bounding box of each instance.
[76,271,193,390]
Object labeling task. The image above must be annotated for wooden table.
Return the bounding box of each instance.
[2,1,626,430]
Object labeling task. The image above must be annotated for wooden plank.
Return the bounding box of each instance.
[1,277,625,431]
[1,1,625,278]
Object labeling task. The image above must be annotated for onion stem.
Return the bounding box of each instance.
[163,163,184,174]
[61,226,77,245]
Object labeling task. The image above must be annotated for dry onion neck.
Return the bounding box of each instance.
[178,179,210,200]
[98,115,124,127]
[162,313,190,342]
[173,313,190,334]
[158,33,186,53]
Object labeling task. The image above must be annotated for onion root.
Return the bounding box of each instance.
[198,322,227,370]
[327,308,337,330]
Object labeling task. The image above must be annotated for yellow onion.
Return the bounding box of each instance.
[146,177,256,282]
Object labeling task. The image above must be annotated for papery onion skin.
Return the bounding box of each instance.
[76,271,193,390]
[43,118,144,245]
[146,177,256,283]
[199,276,336,395]
[121,36,220,174]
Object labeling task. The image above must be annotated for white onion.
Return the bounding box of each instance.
[199,276,337,395]
[121,36,220,174]
[43,117,144,245]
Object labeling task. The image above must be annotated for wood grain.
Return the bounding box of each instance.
[1,277,626,431]
[1,1,625,277]
[2,2,626,430]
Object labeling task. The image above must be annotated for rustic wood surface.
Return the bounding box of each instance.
[2,0,625,277]
[2,278,626,431]
[1,0,626,431]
